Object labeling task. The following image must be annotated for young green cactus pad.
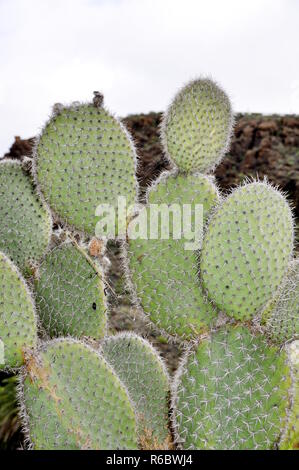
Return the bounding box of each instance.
[200,182,294,320]
[101,332,171,449]
[20,339,138,450]
[161,78,234,174]
[0,252,37,369]
[34,242,107,339]
[279,340,299,450]
[264,259,299,344]
[172,326,293,450]
[0,160,52,274]
[34,97,137,237]
[127,173,219,338]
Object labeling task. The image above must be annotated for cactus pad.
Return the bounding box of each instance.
[279,340,299,449]
[265,260,299,344]
[200,182,293,320]
[35,101,137,237]
[127,173,219,338]
[35,242,107,339]
[21,339,138,449]
[0,252,37,369]
[161,78,233,173]
[102,333,171,449]
[0,160,52,273]
[172,326,292,450]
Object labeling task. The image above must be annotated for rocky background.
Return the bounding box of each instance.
[1,112,298,449]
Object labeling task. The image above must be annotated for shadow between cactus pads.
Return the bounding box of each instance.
[20,339,138,450]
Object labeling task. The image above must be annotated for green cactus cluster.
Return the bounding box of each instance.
[126,79,233,338]
[264,259,299,344]
[0,78,298,450]
[35,241,107,339]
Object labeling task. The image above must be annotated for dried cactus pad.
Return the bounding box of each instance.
[0,160,52,273]
[265,259,299,344]
[200,182,293,320]
[127,173,219,338]
[21,339,138,450]
[35,102,137,237]
[0,252,37,369]
[102,333,171,449]
[35,242,107,339]
[172,326,292,450]
[280,340,299,449]
[161,78,233,173]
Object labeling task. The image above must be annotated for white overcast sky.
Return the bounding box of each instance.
[0,0,299,155]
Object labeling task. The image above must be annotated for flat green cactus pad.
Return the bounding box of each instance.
[35,101,137,237]
[0,252,37,369]
[35,242,107,339]
[0,160,52,274]
[200,182,293,320]
[265,260,299,344]
[172,326,292,450]
[102,333,171,449]
[21,339,138,450]
[279,340,299,449]
[127,173,219,338]
[161,78,233,174]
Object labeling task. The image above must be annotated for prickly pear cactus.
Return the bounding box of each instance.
[0,376,19,447]
[127,173,219,338]
[101,333,171,449]
[161,78,233,173]
[200,182,294,320]
[172,326,293,450]
[0,252,37,369]
[0,160,52,274]
[34,95,137,237]
[264,259,299,344]
[20,339,138,450]
[279,340,299,450]
[34,242,107,339]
